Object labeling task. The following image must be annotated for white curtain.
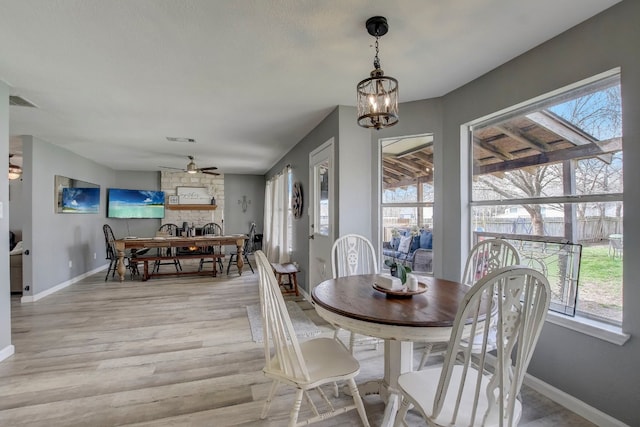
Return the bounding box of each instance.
[263,169,290,264]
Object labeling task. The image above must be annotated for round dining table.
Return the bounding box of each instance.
[312,274,477,427]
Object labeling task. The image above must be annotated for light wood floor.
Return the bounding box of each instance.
[1,261,596,426]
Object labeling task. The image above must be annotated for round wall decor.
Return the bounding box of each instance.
[292,182,303,218]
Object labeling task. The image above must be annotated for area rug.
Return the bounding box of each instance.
[246,301,322,343]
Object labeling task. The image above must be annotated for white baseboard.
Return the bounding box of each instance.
[524,374,629,427]
[21,264,108,303]
[299,287,311,302]
[0,345,15,362]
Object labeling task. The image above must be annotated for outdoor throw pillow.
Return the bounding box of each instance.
[397,235,413,253]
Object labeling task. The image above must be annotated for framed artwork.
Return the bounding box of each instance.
[55,175,100,213]
[177,186,210,204]
[60,187,101,214]
[168,195,179,205]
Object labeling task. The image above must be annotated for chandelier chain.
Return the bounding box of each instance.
[373,37,381,69]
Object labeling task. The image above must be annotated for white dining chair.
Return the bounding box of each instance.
[331,234,380,353]
[394,266,551,427]
[255,250,370,427]
[417,238,520,369]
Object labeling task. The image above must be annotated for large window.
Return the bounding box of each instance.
[469,71,623,325]
[381,134,434,274]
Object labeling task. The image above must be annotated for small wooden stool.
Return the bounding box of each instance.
[271,263,299,296]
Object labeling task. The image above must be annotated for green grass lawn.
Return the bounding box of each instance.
[576,244,622,321]
[580,244,623,282]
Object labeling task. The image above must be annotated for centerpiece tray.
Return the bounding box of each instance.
[372,282,427,298]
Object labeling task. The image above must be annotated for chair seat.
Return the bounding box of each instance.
[265,338,360,388]
[398,365,522,427]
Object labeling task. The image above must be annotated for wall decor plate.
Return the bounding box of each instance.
[292,182,303,218]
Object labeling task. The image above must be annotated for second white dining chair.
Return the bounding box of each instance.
[417,238,520,369]
[255,250,370,427]
[331,234,380,353]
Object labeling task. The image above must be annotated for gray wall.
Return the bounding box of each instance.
[336,106,374,237]
[266,107,341,292]
[22,137,161,298]
[223,174,265,235]
[9,178,24,240]
[437,1,638,424]
[0,80,10,352]
[265,106,371,292]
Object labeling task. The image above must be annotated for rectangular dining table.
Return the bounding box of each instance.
[114,235,248,282]
[312,274,484,427]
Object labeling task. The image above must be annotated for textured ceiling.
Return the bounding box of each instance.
[1,0,620,174]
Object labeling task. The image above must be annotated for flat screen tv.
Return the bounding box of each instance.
[61,187,101,214]
[107,188,165,219]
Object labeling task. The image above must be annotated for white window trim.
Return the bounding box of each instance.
[467,69,625,335]
[546,311,630,346]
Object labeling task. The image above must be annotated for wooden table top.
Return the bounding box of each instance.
[115,235,246,249]
[312,274,476,328]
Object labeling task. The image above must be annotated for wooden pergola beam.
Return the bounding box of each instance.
[496,123,551,152]
[473,136,514,161]
[474,137,621,175]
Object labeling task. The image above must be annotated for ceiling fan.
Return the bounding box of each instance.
[160,156,219,175]
[8,154,22,180]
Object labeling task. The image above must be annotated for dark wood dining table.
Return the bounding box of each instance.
[312,274,480,427]
[114,235,247,282]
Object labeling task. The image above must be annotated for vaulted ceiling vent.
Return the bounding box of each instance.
[9,95,38,108]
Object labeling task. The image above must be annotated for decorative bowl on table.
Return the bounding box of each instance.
[372,282,427,298]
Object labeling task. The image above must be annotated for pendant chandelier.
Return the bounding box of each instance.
[357,16,399,130]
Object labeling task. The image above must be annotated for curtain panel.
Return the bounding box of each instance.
[263,168,290,264]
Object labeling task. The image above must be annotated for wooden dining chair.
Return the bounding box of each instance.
[330,234,381,354]
[152,223,182,273]
[417,238,520,369]
[102,224,143,280]
[197,222,225,272]
[255,250,370,427]
[394,266,551,427]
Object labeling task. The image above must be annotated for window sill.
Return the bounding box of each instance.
[546,311,630,345]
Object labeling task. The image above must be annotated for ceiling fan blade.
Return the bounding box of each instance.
[159,165,186,171]
[199,166,218,171]
[201,170,220,176]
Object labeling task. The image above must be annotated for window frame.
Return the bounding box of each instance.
[466,69,627,342]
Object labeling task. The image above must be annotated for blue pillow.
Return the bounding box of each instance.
[411,235,420,252]
[420,230,433,250]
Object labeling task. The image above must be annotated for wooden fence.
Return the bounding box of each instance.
[475,217,623,243]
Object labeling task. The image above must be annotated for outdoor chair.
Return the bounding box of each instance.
[394,266,551,427]
[417,238,520,369]
[331,234,381,354]
[255,250,370,427]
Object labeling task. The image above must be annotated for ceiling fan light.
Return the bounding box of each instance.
[186,160,198,173]
[8,164,22,180]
